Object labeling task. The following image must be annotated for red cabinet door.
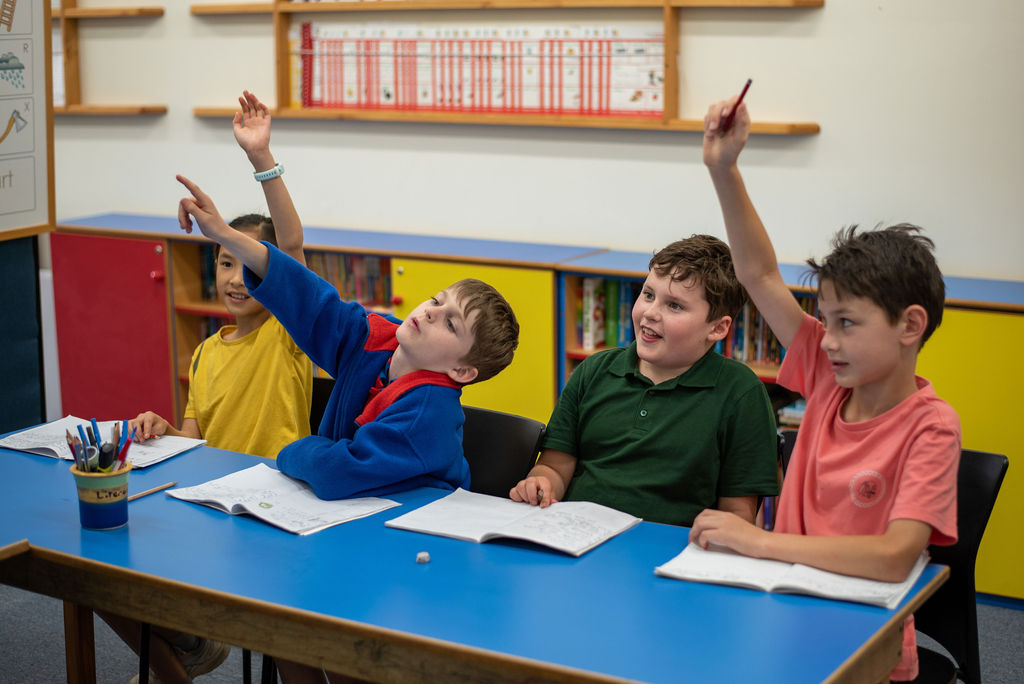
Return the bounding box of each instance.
[51,233,175,421]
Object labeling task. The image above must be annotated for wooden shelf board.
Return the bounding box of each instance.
[194,107,818,133]
[280,0,664,12]
[55,105,168,116]
[189,0,820,12]
[669,0,822,6]
[57,8,165,19]
[190,3,274,15]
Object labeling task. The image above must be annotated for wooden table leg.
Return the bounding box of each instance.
[62,601,96,684]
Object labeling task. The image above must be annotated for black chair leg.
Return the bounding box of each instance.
[243,648,252,684]
[139,622,150,684]
[261,653,277,684]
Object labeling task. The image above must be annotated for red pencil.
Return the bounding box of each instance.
[719,78,752,135]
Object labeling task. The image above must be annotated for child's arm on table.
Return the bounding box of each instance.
[509,449,577,507]
[703,95,805,348]
[233,90,305,263]
[127,413,201,442]
[689,510,932,583]
[177,175,270,277]
[278,387,464,499]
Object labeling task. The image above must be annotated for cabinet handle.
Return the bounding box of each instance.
[150,270,165,281]
[391,295,404,306]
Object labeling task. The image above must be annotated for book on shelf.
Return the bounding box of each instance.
[385,488,641,557]
[290,20,664,118]
[603,278,619,348]
[655,543,929,610]
[580,276,605,351]
[168,463,400,536]
[0,415,206,468]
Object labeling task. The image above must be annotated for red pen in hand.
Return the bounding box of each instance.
[719,78,752,135]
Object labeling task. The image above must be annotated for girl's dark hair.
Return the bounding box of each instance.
[215,214,276,255]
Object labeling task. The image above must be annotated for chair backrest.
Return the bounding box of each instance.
[779,428,798,477]
[914,449,1008,684]
[309,376,335,435]
[462,405,545,497]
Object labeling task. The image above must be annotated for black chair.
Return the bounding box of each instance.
[309,375,335,434]
[779,427,798,477]
[462,405,546,496]
[912,449,1008,684]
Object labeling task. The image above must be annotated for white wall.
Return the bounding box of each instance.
[54,1,1024,281]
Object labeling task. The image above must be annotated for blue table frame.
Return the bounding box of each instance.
[0,445,947,684]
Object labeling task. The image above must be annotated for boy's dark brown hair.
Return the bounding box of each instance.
[450,278,519,384]
[214,214,276,256]
[807,223,944,347]
[648,234,747,322]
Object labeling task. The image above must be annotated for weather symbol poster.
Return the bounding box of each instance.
[1,0,53,234]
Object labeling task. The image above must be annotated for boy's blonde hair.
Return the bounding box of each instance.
[648,234,747,322]
[807,224,945,347]
[450,278,519,384]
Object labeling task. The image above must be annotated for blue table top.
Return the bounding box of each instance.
[0,443,942,683]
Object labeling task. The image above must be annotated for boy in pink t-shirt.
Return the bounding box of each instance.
[690,92,960,681]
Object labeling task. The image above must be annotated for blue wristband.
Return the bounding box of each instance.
[253,162,284,182]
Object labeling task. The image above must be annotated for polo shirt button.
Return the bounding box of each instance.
[640,409,648,417]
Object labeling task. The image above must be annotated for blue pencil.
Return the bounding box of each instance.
[90,418,101,447]
[76,424,89,449]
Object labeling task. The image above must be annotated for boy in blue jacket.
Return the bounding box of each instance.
[175,175,519,502]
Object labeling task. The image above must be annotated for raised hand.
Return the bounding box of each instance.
[702,94,750,170]
[176,174,230,240]
[233,90,273,167]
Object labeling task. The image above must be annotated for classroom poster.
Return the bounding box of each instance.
[0,0,52,234]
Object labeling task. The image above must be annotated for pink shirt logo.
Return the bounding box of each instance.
[849,470,886,508]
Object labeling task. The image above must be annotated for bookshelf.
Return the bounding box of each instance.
[50,2,167,115]
[189,0,823,133]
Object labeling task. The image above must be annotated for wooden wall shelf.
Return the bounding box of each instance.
[193,106,818,133]
[54,105,168,116]
[189,0,823,133]
[55,7,165,19]
[52,4,166,115]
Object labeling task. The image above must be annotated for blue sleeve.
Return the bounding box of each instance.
[276,385,471,499]
[243,243,369,376]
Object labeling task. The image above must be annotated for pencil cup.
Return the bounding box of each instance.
[70,463,132,530]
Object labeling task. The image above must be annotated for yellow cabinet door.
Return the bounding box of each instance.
[391,258,555,424]
[918,308,1024,598]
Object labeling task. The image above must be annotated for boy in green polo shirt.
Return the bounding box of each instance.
[510,235,778,526]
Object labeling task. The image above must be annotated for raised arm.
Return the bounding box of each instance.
[233,90,305,263]
[703,96,805,348]
[177,174,270,278]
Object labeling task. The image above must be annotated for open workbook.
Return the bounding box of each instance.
[655,543,929,609]
[0,415,206,468]
[168,464,400,535]
[385,488,641,557]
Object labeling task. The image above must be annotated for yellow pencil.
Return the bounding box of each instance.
[127,481,177,502]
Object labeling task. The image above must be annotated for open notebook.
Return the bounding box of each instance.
[385,488,641,557]
[655,543,929,609]
[0,415,205,468]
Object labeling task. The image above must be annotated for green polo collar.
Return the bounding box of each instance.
[610,342,721,390]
